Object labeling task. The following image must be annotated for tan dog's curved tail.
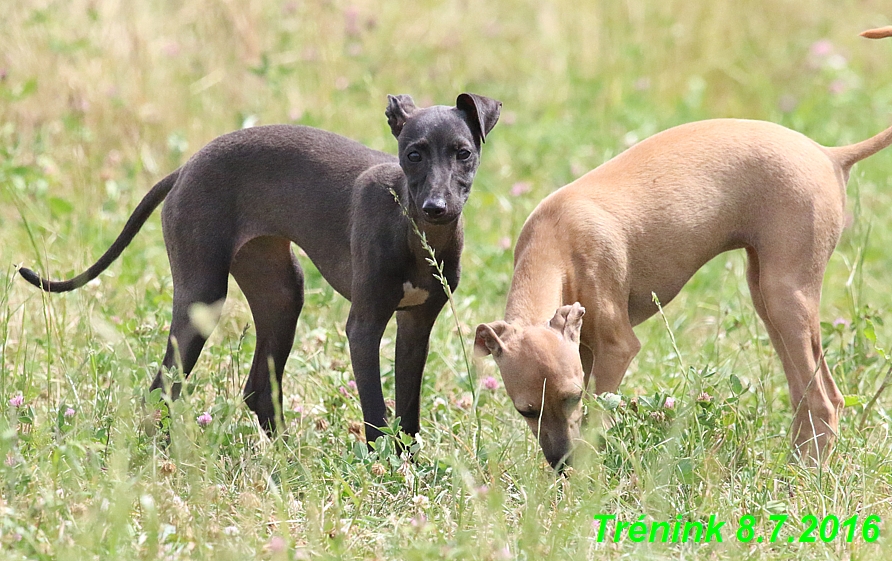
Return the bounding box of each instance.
[826,27,892,170]
[860,26,892,39]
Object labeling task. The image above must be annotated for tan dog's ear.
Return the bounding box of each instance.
[548,303,586,343]
[474,322,510,358]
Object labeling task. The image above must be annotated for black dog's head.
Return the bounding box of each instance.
[385,93,501,225]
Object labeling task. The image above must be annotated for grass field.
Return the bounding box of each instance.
[3,0,892,559]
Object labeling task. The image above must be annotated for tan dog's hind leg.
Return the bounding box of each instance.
[746,247,843,462]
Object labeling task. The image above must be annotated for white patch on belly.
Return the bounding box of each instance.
[398,281,429,307]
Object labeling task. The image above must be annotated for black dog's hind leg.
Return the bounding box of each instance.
[231,236,305,436]
[149,258,229,402]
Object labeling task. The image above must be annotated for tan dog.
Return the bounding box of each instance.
[475,28,892,470]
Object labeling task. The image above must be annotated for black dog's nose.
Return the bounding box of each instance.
[422,198,447,218]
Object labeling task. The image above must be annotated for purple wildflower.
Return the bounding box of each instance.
[810,39,833,58]
[829,79,847,95]
[267,536,286,554]
[510,182,531,197]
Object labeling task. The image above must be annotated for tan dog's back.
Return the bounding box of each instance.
[525,119,850,324]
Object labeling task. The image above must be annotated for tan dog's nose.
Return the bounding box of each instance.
[540,431,573,471]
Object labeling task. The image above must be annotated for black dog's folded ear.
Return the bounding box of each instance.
[456,93,502,144]
[385,94,417,138]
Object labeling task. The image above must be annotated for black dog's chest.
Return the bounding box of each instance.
[394,253,455,311]
[396,279,433,309]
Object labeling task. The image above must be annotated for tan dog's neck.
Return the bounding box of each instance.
[504,248,565,328]
[504,202,591,328]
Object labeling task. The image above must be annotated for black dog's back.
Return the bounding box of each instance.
[162,124,395,298]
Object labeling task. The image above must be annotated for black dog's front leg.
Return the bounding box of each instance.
[394,302,445,436]
[345,304,393,445]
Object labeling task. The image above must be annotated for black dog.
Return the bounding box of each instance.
[19,93,501,443]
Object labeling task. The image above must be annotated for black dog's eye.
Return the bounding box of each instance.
[407,151,422,163]
[456,149,472,160]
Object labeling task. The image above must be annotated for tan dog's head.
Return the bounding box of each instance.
[475,303,586,470]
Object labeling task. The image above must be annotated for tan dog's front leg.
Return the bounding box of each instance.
[579,345,594,389]
[591,338,640,394]
[587,307,641,394]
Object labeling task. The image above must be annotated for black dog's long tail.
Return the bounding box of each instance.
[18,170,180,293]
